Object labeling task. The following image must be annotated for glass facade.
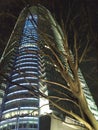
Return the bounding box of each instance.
[0,13,40,130]
[0,5,98,130]
[78,69,98,120]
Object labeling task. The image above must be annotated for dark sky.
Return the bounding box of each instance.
[0,0,98,106]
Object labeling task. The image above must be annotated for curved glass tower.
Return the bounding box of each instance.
[0,9,41,130]
[0,5,98,130]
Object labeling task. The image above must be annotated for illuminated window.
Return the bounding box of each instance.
[16,66,38,70]
[15,62,38,67]
[17,54,38,59]
[7,90,28,96]
[16,58,36,63]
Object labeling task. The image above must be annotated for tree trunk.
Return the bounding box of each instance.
[78,92,98,130]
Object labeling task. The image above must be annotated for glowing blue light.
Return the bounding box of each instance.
[5,98,38,104]
[15,61,38,67]
[17,54,38,59]
[12,76,38,82]
[16,66,38,70]
[20,82,38,86]
[3,107,38,114]
[16,58,36,63]
[7,90,28,96]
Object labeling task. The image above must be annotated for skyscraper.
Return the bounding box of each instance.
[0,5,98,130]
[0,7,41,130]
[0,5,52,130]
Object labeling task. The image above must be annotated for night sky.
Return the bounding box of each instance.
[0,0,98,106]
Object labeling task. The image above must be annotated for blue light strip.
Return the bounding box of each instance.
[5,98,38,104]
